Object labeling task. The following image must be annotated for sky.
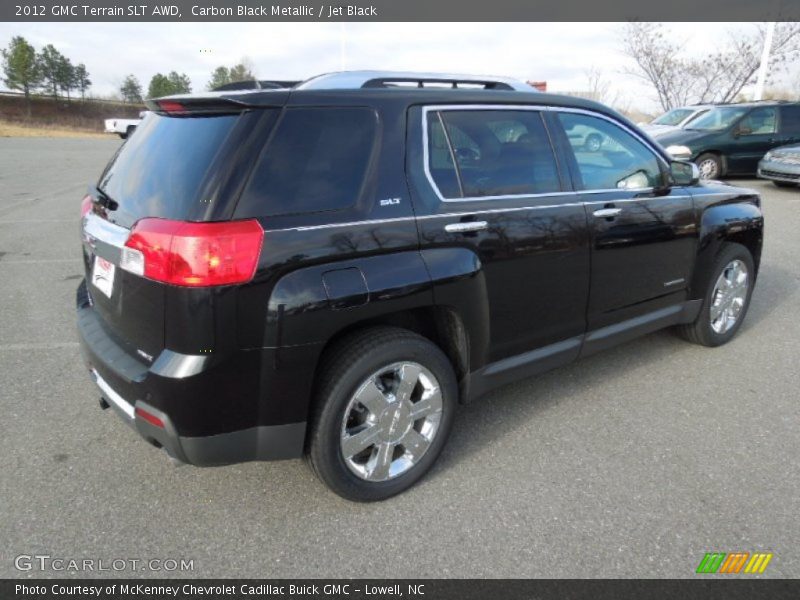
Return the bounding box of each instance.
[0,22,788,114]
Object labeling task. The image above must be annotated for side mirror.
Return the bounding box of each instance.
[669,160,699,186]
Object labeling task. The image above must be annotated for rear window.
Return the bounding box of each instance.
[235,107,378,217]
[98,113,240,228]
[780,105,800,134]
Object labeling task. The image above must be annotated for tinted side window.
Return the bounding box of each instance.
[427,109,561,198]
[739,107,777,135]
[237,107,377,217]
[557,113,663,190]
[779,105,800,134]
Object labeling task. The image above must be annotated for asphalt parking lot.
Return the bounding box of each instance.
[1,137,798,579]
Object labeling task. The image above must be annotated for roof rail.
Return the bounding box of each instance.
[296,71,534,92]
[718,99,791,105]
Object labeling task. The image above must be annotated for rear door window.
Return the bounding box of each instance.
[236,107,378,217]
[426,109,561,199]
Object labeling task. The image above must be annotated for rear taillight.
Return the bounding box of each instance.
[121,218,264,287]
[80,195,93,218]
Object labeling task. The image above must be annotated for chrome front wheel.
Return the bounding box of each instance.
[710,259,749,334]
[340,361,443,482]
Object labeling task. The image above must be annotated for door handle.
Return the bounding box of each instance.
[593,208,622,218]
[445,221,488,233]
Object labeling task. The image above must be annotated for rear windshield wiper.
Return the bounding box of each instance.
[96,188,119,211]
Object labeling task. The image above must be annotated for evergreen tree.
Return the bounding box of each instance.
[38,44,65,98]
[120,74,143,103]
[207,66,231,90]
[74,63,91,100]
[1,36,42,115]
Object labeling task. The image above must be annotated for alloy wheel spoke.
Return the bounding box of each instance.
[400,429,431,461]
[727,263,740,284]
[355,379,391,415]
[710,299,724,320]
[409,388,442,421]
[368,442,394,480]
[395,363,421,403]
[341,423,384,458]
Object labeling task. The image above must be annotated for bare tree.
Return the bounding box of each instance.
[621,22,800,110]
[621,23,694,111]
[583,66,618,106]
[710,23,800,103]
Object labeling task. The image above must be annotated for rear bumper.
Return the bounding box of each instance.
[92,368,305,465]
[76,280,307,466]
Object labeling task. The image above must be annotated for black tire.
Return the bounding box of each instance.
[677,243,755,347]
[125,125,136,138]
[118,132,127,140]
[695,153,723,179]
[307,327,457,502]
[773,180,796,188]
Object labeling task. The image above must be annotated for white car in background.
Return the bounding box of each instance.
[104,111,147,139]
[640,105,712,135]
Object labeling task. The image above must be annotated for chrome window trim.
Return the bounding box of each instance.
[263,194,691,233]
[421,104,671,204]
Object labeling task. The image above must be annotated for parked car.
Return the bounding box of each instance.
[77,71,764,501]
[655,101,800,179]
[564,122,607,152]
[758,143,800,187]
[104,111,147,139]
[640,105,712,135]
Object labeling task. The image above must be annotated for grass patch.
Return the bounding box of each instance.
[0,119,109,138]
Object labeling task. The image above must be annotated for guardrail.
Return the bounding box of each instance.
[0,89,143,107]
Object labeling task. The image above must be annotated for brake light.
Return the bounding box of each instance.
[157,100,187,114]
[80,195,93,218]
[121,218,263,287]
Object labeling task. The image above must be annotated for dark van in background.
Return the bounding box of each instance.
[656,101,800,179]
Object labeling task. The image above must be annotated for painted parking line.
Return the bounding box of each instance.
[0,342,79,351]
[0,259,82,264]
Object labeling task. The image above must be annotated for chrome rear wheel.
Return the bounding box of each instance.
[340,361,443,482]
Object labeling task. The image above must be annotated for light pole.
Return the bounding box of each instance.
[754,22,776,101]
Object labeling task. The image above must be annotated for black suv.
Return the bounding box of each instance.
[77,71,764,501]
[655,101,800,179]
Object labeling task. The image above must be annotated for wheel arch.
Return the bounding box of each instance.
[694,150,727,176]
[690,200,764,298]
[312,305,472,397]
